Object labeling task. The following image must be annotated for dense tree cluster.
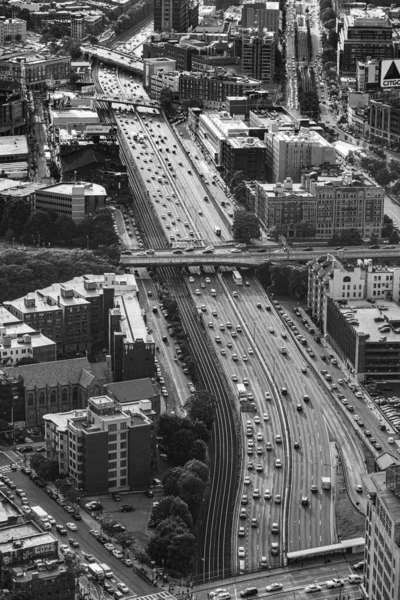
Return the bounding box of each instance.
[157,389,214,466]
[110,0,152,35]
[0,249,115,304]
[30,453,59,482]
[233,210,261,244]
[330,228,363,246]
[0,200,119,252]
[360,156,400,188]
[269,265,308,297]
[146,460,209,575]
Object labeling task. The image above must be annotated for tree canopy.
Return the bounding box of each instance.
[30,454,59,481]
[0,249,115,305]
[184,390,215,430]
[232,210,261,243]
[330,228,363,246]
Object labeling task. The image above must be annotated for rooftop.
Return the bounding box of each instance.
[0,136,28,157]
[268,127,332,147]
[106,377,159,402]
[338,300,400,343]
[6,357,94,390]
[117,293,153,344]
[225,136,266,149]
[43,409,86,431]
[364,470,400,524]
[38,181,106,197]
[349,7,390,24]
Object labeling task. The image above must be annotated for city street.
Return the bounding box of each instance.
[3,464,155,598]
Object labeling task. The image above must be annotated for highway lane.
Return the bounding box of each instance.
[186,273,284,570]
[5,469,154,597]
[221,278,332,552]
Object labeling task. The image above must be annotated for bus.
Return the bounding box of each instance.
[31,506,51,530]
[232,270,243,285]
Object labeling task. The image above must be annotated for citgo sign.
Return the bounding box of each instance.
[380,59,400,88]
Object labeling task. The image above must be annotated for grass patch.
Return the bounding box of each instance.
[335,462,366,540]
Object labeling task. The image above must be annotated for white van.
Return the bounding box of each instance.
[211,289,217,297]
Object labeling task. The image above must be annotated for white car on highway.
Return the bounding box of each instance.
[66,523,77,531]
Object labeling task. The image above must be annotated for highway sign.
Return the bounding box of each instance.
[380,59,400,88]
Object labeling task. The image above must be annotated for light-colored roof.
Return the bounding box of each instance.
[117,293,153,344]
[106,378,159,402]
[38,181,106,197]
[0,136,28,157]
[43,409,86,430]
[339,300,400,343]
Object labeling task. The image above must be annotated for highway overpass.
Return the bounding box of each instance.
[94,94,159,110]
[120,247,400,268]
[82,45,144,75]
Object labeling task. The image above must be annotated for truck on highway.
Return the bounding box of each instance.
[31,506,51,531]
[322,477,331,489]
[214,226,221,236]
[99,563,113,578]
[280,346,287,354]
[237,384,247,399]
[232,270,243,285]
[88,563,105,582]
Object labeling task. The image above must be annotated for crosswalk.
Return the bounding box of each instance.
[0,464,21,474]
[134,592,176,600]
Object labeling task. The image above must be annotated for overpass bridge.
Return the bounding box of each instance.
[94,94,159,110]
[82,45,144,76]
[120,247,400,268]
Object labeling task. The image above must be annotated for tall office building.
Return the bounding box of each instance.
[241,2,280,34]
[264,125,336,182]
[241,28,276,83]
[154,0,199,33]
[338,8,393,75]
[363,464,400,599]
[70,13,85,40]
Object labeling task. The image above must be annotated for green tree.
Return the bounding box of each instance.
[54,215,78,245]
[389,229,400,244]
[21,210,53,245]
[184,390,215,429]
[114,531,136,552]
[330,228,363,246]
[232,210,261,243]
[15,357,39,366]
[146,516,195,575]
[56,477,81,506]
[150,496,193,530]
[163,467,184,496]
[30,454,59,481]
[288,267,308,299]
[178,471,206,514]
[296,221,316,239]
[4,229,15,244]
[1,199,31,239]
[184,459,209,483]
[159,87,174,114]
[0,419,10,431]
[98,515,119,536]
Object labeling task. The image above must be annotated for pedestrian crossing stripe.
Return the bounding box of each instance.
[134,593,175,600]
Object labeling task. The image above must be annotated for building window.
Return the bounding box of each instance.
[108,462,117,470]
[109,433,117,442]
[62,389,68,403]
[109,443,117,451]
[108,424,117,432]
[51,391,57,404]
[39,392,45,405]
[28,394,34,406]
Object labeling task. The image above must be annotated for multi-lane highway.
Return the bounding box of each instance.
[92,49,370,584]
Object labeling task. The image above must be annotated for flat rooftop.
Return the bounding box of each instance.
[0,136,28,157]
[39,181,106,197]
[0,523,45,544]
[339,300,400,343]
[226,136,266,149]
[364,471,400,524]
[117,293,153,344]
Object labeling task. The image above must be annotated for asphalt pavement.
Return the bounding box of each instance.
[3,463,156,598]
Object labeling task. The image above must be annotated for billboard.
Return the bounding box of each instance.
[380,59,400,88]
[85,125,114,135]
